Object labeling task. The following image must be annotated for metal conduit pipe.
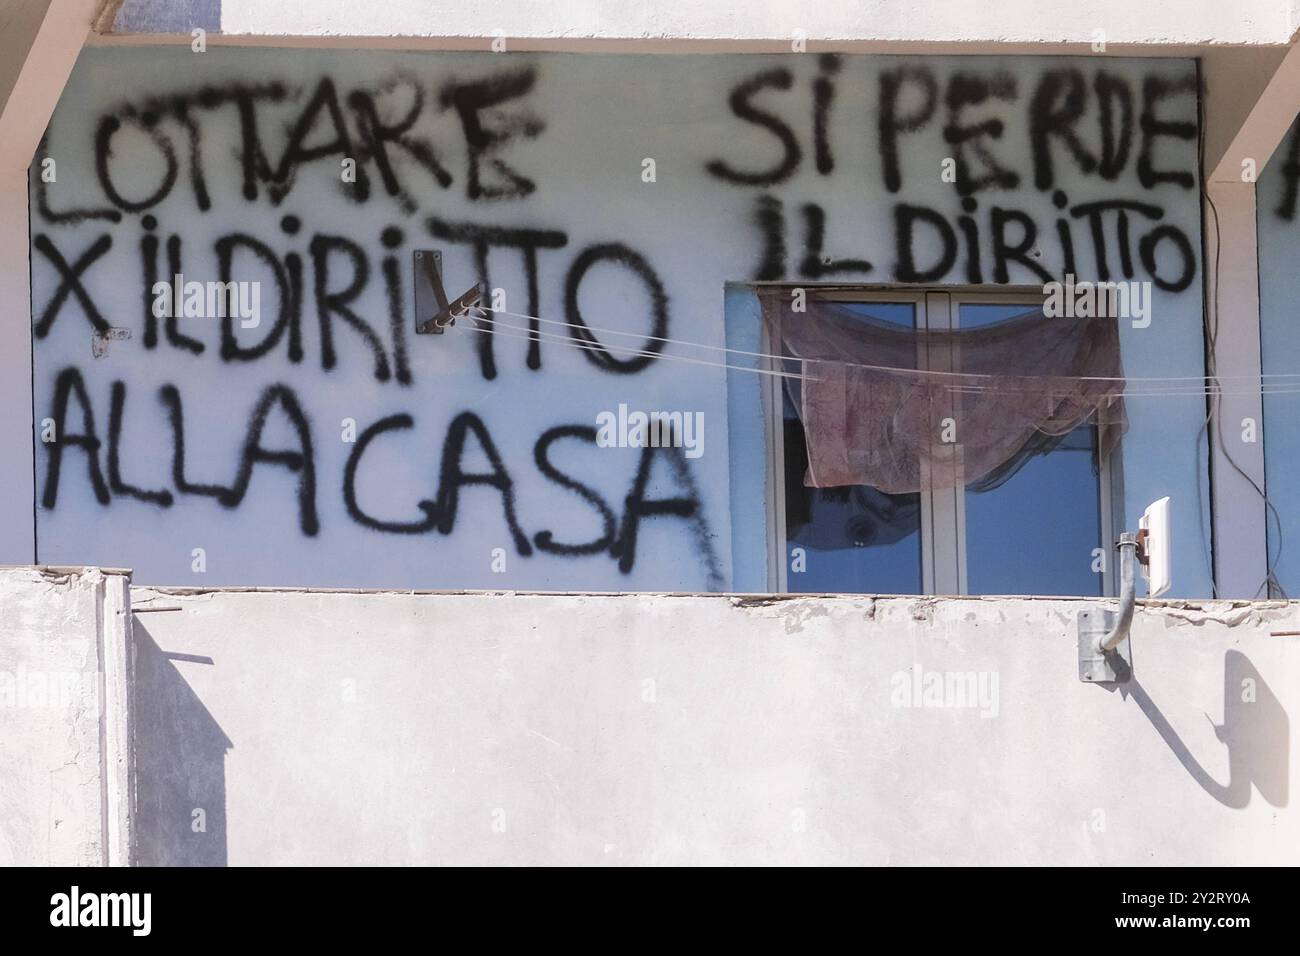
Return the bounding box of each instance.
[1099,532,1138,652]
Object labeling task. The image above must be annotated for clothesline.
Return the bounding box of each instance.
[455,310,1300,398]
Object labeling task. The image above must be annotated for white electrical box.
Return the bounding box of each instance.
[1139,496,1172,598]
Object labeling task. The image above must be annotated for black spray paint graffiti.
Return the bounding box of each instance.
[33,218,675,385]
[708,59,1200,288]
[33,57,1205,586]
[36,69,542,219]
[38,59,1204,292]
[32,65,680,383]
[748,194,1195,290]
[1274,120,1300,223]
[34,60,1205,386]
[30,60,770,586]
[40,367,721,583]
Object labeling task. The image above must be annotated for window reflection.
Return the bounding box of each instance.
[959,303,1104,596]
[783,302,924,594]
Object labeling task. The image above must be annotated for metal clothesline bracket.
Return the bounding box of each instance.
[1077,533,1138,683]
[1076,496,1171,684]
[413,250,484,335]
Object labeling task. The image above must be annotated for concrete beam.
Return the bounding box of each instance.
[0,0,101,175]
[1201,45,1291,179]
[96,0,1300,47]
[1209,43,1300,186]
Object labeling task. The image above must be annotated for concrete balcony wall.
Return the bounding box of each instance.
[2,562,1295,866]
[128,584,1298,865]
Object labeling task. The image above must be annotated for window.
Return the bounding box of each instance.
[765,290,1116,597]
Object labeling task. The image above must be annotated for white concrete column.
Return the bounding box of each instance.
[1203,180,1268,596]
[0,0,100,563]
[0,171,35,564]
[1203,44,1300,597]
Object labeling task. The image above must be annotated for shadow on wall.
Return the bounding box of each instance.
[132,622,232,866]
[112,0,221,33]
[1119,650,1288,809]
